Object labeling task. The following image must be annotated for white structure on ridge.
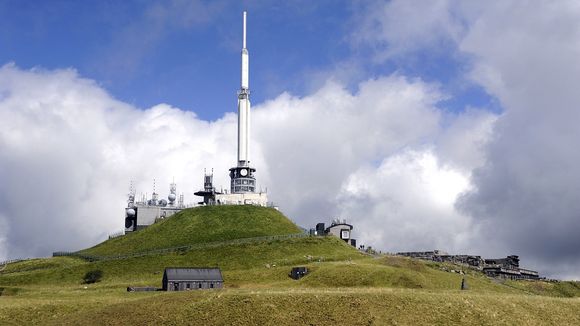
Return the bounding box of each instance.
[216,11,267,206]
[125,180,185,232]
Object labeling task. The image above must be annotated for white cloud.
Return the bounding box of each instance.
[337,149,473,253]
[0,63,237,258]
[456,1,580,278]
[0,63,494,262]
[351,0,466,61]
[253,75,445,222]
[353,0,580,278]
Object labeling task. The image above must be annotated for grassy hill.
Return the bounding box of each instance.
[1,236,363,286]
[2,205,580,325]
[81,205,302,256]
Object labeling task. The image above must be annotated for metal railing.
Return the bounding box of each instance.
[108,230,125,240]
[0,258,29,272]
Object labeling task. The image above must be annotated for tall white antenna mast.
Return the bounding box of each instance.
[243,11,247,49]
[237,10,250,166]
[229,10,258,194]
[240,11,249,91]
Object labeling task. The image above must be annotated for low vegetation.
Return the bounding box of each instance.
[82,270,103,284]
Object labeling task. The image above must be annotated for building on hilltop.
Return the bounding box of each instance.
[125,180,185,232]
[311,219,357,247]
[162,267,223,291]
[397,251,539,280]
[325,219,354,243]
[482,255,539,280]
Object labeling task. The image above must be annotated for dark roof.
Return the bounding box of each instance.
[325,223,353,231]
[163,268,223,281]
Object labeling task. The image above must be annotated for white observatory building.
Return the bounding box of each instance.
[125,181,185,232]
[214,11,268,206]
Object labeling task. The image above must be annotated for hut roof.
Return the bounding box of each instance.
[163,268,223,281]
[325,223,353,232]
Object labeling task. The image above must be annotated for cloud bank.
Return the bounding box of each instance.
[354,0,580,279]
[0,63,493,267]
[0,64,238,258]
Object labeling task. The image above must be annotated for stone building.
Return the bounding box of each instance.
[396,251,539,280]
[482,256,539,280]
[162,268,223,291]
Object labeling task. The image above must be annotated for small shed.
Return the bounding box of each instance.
[289,267,308,280]
[162,267,223,291]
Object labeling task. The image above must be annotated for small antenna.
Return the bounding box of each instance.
[243,11,247,49]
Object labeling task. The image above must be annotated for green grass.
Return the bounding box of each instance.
[81,205,302,256]
[503,278,580,297]
[2,205,580,325]
[62,289,580,326]
[2,287,580,326]
[0,236,363,286]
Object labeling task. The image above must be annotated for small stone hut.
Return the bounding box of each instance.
[162,267,223,291]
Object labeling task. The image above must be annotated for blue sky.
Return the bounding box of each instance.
[0,0,495,120]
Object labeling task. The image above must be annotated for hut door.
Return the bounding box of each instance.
[174,283,179,291]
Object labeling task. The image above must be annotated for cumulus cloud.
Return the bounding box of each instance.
[253,76,445,219]
[457,1,580,279]
[337,149,473,253]
[351,0,466,61]
[0,63,494,263]
[0,63,238,259]
[355,0,580,279]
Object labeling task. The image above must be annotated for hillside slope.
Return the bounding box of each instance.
[1,237,363,285]
[2,205,580,325]
[50,288,580,326]
[82,205,301,256]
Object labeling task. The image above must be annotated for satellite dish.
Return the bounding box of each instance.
[125,217,134,229]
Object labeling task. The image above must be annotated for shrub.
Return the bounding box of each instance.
[83,270,103,284]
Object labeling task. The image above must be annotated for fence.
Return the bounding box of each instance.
[53,233,310,262]
[0,258,25,265]
[108,230,125,240]
[0,258,28,271]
